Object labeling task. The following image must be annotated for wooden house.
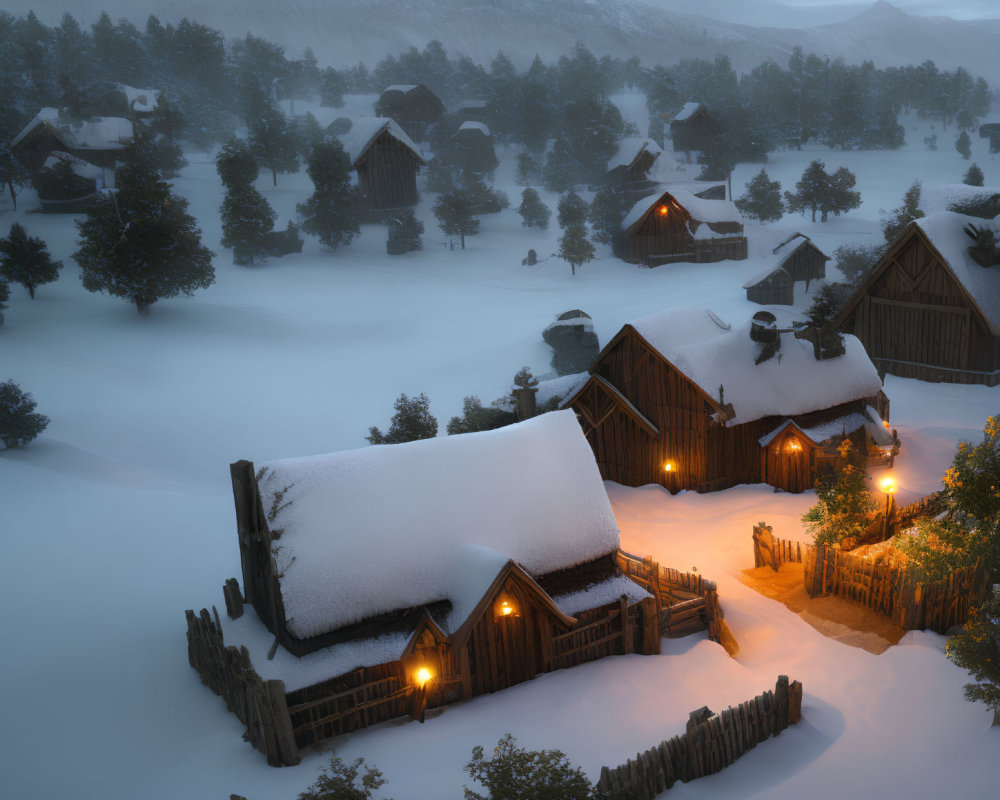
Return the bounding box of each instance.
[743,267,794,306]
[85,81,159,120]
[622,187,747,266]
[453,99,494,129]
[773,233,828,288]
[451,121,498,177]
[839,212,1000,386]
[375,84,445,141]
[565,307,896,494]
[340,117,425,209]
[192,411,733,762]
[606,137,663,192]
[670,103,718,161]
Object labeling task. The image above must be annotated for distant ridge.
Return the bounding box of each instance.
[4,0,998,75]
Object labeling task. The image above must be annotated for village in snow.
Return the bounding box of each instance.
[1,1,1000,799]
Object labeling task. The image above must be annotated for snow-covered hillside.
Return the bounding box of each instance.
[1,94,999,799]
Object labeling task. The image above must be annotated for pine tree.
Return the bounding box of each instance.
[446,396,516,435]
[515,152,539,186]
[964,163,985,187]
[0,380,49,449]
[557,191,589,229]
[735,169,784,222]
[216,139,259,191]
[220,186,276,265]
[0,223,62,299]
[248,105,300,187]
[784,160,829,222]
[588,186,627,246]
[366,393,437,444]
[956,130,972,160]
[517,188,550,230]
[386,208,424,255]
[824,166,862,222]
[559,223,595,276]
[297,140,360,250]
[881,180,923,244]
[73,134,215,315]
[433,191,480,250]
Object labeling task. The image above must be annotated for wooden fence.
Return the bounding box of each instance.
[752,523,992,633]
[184,607,299,766]
[596,676,803,799]
[618,550,725,644]
[752,523,805,571]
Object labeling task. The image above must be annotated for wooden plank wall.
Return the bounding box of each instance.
[595,676,803,799]
[356,132,421,209]
[185,607,299,766]
[692,237,747,263]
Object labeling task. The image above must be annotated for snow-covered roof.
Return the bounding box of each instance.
[606,137,663,171]
[11,109,132,152]
[622,187,741,232]
[457,120,491,136]
[255,410,620,640]
[672,102,703,122]
[741,267,789,289]
[118,84,159,114]
[758,406,893,448]
[920,183,1000,216]
[339,117,424,166]
[773,232,826,261]
[914,211,1000,331]
[42,151,104,181]
[383,84,420,94]
[628,307,883,426]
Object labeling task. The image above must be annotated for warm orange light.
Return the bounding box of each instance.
[787,439,803,452]
[658,205,669,216]
[882,419,891,429]
[880,477,897,494]
[500,601,514,616]
[416,668,432,687]
[664,460,675,472]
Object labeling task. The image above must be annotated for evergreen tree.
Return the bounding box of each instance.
[517,188,550,230]
[216,139,259,190]
[556,191,589,229]
[964,163,985,187]
[588,186,627,246]
[0,223,62,299]
[73,134,215,315]
[385,208,424,255]
[802,440,877,549]
[220,186,276,265]
[446,396,516,435]
[785,160,861,223]
[297,140,360,250]
[947,588,1000,726]
[833,243,884,286]
[515,152,539,187]
[248,104,299,187]
[824,165,862,221]
[559,223,595,276]
[956,130,972,159]
[881,180,923,244]
[366,392,437,444]
[735,169,784,222]
[433,191,479,250]
[297,755,388,800]
[0,380,49,449]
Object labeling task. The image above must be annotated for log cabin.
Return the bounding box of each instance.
[743,267,794,306]
[10,108,133,211]
[340,117,425,209]
[773,232,828,288]
[838,212,1000,386]
[565,307,896,493]
[606,137,663,192]
[375,83,445,141]
[669,102,718,161]
[622,187,747,266]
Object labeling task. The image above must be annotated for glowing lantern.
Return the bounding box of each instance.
[882,419,891,429]
[499,600,514,616]
[416,668,432,687]
[663,460,675,472]
[880,476,896,495]
[787,439,802,453]
[658,205,669,216]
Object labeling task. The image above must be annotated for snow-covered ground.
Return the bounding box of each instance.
[1,97,998,799]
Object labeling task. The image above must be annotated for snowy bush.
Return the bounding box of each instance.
[366,393,438,444]
[297,755,390,800]
[463,733,592,800]
[0,380,49,449]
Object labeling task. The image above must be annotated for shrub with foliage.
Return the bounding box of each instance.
[464,733,592,800]
[0,380,49,449]
[956,130,972,160]
[517,188,550,230]
[946,587,1000,725]
[0,222,62,299]
[964,163,985,187]
[367,393,438,444]
[297,755,391,800]
[893,518,978,582]
[386,208,424,255]
[735,168,783,222]
[802,440,877,548]
[881,180,923,244]
[832,243,884,287]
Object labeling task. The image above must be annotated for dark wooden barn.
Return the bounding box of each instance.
[839,212,1000,386]
[606,137,663,191]
[450,121,498,177]
[565,307,896,494]
[340,117,425,209]
[743,267,794,306]
[375,83,445,141]
[10,108,133,211]
[453,99,495,129]
[622,187,747,266]
[773,233,829,288]
[670,102,718,161]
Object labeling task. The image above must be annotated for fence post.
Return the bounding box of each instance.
[640,597,660,655]
[620,595,633,655]
[752,522,776,570]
